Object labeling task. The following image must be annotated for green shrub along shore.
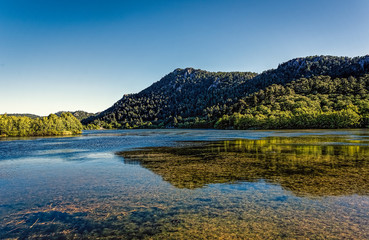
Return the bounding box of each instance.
[0,112,83,137]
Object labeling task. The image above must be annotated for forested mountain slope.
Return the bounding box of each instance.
[84,55,369,129]
[216,74,369,129]
[83,69,256,128]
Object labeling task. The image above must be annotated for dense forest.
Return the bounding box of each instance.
[83,55,369,129]
[216,74,369,129]
[0,112,83,137]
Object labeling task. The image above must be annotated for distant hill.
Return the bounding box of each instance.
[83,55,369,129]
[7,113,40,119]
[55,110,97,121]
[3,111,96,122]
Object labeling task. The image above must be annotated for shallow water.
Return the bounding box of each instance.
[0,129,369,239]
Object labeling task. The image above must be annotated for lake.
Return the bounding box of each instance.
[1,129,369,239]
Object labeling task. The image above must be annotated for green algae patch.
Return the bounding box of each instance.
[118,136,369,197]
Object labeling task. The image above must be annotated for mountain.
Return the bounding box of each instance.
[239,55,369,92]
[84,55,369,129]
[83,69,256,128]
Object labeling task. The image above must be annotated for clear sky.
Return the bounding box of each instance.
[1,0,368,115]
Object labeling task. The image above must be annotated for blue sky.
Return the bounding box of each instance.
[1,0,369,115]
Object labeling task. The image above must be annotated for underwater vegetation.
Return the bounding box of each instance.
[119,136,369,197]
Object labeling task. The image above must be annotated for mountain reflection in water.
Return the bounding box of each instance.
[119,136,369,197]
